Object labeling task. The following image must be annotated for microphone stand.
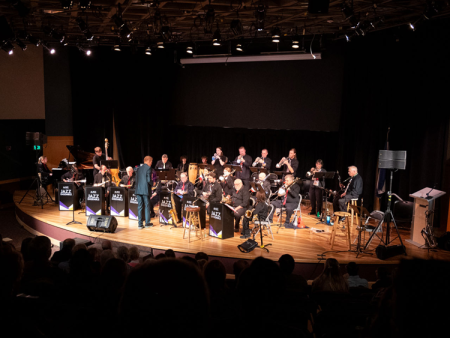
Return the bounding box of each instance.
[67,182,82,225]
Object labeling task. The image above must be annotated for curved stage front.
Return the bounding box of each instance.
[14,191,447,270]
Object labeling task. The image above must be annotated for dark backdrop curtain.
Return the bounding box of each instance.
[338,19,450,221]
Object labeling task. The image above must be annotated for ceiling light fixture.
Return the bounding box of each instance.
[255,5,265,31]
[76,17,94,41]
[272,27,281,43]
[212,29,221,46]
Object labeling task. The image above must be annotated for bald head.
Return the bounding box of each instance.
[348,166,358,177]
[234,179,243,190]
[258,173,266,181]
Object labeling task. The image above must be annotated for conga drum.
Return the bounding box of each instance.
[188,163,198,184]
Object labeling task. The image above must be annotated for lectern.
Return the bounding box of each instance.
[85,186,105,216]
[407,187,446,247]
[110,187,128,217]
[209,203,235,239]
[58,182,79,211]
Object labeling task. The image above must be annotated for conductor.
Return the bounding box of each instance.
[136,156,153,229]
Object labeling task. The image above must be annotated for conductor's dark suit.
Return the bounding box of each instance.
[135,163,153,227]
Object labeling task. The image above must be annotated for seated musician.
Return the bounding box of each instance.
[94,165,115,213]
[200,156,208,164]
[175,173,195,198]
[93,147,112,177]
[37,156,53,188]
[155,154,173,170]
[120,166,136,189]
[257,172,272,198]
[241,190,268,239]
[205,173,223,213]
[270,174,300,228]
[62,164,85,200]
[177,156,189,173]
[220,167,234,197]
[195,167,210,192]
[231,179,250,233]
[333,166,363,217]
[253,149,272,171]
[150,181,161,219]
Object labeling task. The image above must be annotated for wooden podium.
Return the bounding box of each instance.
[407,187,446,247]
[209,203,235,239]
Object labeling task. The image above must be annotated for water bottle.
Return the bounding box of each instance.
[326,215,330,225]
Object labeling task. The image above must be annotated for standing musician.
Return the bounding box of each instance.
[230,179,250,233]
[211,147,227,177]
[175,172,195,198]
[93,147,112,177]
[177,156,189,173]
[333,166,363,214]
[220,167,235,197]
[270,174,300,228]
[253,149,272,171]
[62,164,85,200]
[282,148,299,178]
[93,165,115,213]
[37,156,53,188]
[205,173,223,213]
[155,154,173,170]
[233,146,252,189]
[241,190,268,239]
[257,172,272,198]
[120,166,136,189]
[135,156,153,229]
[308,159,326,217]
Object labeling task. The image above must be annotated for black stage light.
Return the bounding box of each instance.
[212,29,221,46]
[41,41,56,54]
[76,17,94,41]
[28,35,41,46]
[272,27,281,43]
[292,36,300,49]
[120,25,132,39]
[113,42,121,51]
[236,43,243,52]
[157,41,164,49]
[255,5,265,31]
[15,38,27,50]
[61,0,73,10]
[113,14,125,28]
[230,19,243,35]
[1,41,14,55]
[145,46,151,55]
[79,0,91,10]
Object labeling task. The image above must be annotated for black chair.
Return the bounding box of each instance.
[393,200,413,229]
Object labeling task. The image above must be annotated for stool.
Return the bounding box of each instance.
[347,199,359,234]
[330,211,352,250]
[183,206,204,242]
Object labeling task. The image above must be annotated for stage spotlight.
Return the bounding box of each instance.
[79,0,91,10]
[77,45,91,56]
[42,41,56,54]
[186,46,193,54]
[120,25,132,39]
[113,14,125,29]
[409,22,415,31]
[61,0,73,10]
[113,43,121,51]
[236,43,243,52]
[28,35,41,46]
[145,47,151,55]
[76,17,94,41]
[341,2,359,27]
[255,5,265,31]
[86,49,91,56]
[272,27,281,43]
[157,41,164,48]
[212,29,221,46]
[43,26,66,44]
[15,38,27,50]
[1,41,14,55]
[423,0,443,20]
[345,34,350,42]
[292,38,299,49]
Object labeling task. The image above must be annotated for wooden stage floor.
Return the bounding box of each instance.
[13,191,450,265]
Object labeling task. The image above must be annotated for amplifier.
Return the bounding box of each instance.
[376,245,406,260]
[86,215,118,233]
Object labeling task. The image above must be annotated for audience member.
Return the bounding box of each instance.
[165,249,176,258]
[51,238,75,266]
[155,253,166,260]
[20,237,33,263]
[102,240,113,251]
[312,258,348,293]
[232,259,249,289]
[195,252,209,261]
[278,254,308,293]
[182,255,198,266]
[100,249,115,268]
[345,262,368,288]
[129,246,140,267]
[197,259,207,271]
[372,266,391,292]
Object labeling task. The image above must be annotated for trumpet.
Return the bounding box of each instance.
[252,157,262,167]
[275,157,288,168]
[219,169,235,181]
[221,195,232,204]
[306,167,317,177]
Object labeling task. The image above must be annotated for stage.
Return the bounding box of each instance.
[14,191,450,267]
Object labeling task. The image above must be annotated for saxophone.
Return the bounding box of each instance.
[169,193,179,224]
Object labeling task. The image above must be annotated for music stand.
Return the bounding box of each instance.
[224,164,242,174]
[198,164,215,171]
[249,181,264,194]
[156,168,176,182]
[101,160,119,169]
[314,171,335,225]
[347,204,372,257]
[250,166,268,176]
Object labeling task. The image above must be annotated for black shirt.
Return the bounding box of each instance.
[37,163,52,180]
[212,155,227,177]
[253,201,268,220]
[93,154,106,176]
[209,181,223,204]
[120,174,136,189]
[346,174,363,198]
[61,170,85,184]
[221,176,235,196]
[155,160,173,170]
[282,158,299,177]
[232,188,250,208]
[177,163,189,173]
[233,154,253,180]
[310,168,327,188]
[285,182,301,204]
[256,180,272,197]
[254,157,272,171]
[93,172,113,188]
